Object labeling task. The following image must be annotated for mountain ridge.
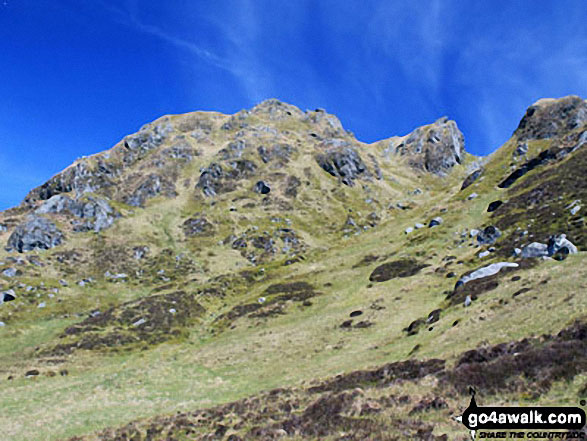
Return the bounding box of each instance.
[0,95,585,441]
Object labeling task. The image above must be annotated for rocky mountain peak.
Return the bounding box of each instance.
[514,95,587,141]
[391,117,465,175]
[1,94,586,441]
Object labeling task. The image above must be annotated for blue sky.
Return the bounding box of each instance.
[1,0,587,209]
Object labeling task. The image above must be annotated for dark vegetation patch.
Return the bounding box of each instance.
[512,287,531,298]
[65,322,587,441]
[409,397,448,415]
[487,200,503,212]
[47,291,205,354]
[352,254,380,268]
[225,227,306,265]
[443,320,587,395]
[307,359,445,394]
[404,318,426,336]
[493,140,587,255]
[140,248,198,284]
[369,259,429,283]
[74,386,448,441]
[218,282,320,322]
[445,261,534,306]
[498,147,565,189]
[284,175,301,198]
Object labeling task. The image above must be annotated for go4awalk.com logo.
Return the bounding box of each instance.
[455,388,586,440]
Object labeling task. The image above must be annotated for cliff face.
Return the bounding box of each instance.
[0,96,585,441]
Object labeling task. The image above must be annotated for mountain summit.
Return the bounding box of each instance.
[0,96,585,441]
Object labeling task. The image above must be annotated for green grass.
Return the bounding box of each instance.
[0,102,585,440]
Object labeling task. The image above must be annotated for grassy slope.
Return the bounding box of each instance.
[0,102,585,441]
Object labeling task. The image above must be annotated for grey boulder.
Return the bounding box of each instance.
[0,290,16,304]
[520,234,578,259]
[428,217,443,228]
[2,268,17,277]
[521,242,549,258]
[456,262,519,288]
[253,180,271,194]
[316,146,369,186]
[476,226,501,245]
[547,234,578,257]
[6,216,64,253]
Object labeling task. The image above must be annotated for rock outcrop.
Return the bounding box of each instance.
[514,95,587,141]
[6,216,64,252]
[125,174,177,207]
[393,117,464,175]
[35,195,118,232]
[316,144,370,186]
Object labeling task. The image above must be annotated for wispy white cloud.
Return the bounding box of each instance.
[93,0,272,103]
[367,0,455,105]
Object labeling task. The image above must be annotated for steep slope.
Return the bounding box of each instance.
[0,97,585,441]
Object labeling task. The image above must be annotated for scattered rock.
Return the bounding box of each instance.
[476,226,501,245]
[547,234,578,258]
[257,143,296,166]
[2,267,17,277]
[405,227,414,234]
[478,250,490,258]
[25,370,40,377]
[461,169,483,190]
[414,223,425,229]
[468,192,479,200]
[520,234,578,259]
[349,310,363,318]
[513,142,528,157]
[133,246,149,260]
[428,217,443,228]
[1,290,16,304]
[253,181,271,194]
[182,216,214,237]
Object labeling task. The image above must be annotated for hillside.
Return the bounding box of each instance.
[0,96,586,441]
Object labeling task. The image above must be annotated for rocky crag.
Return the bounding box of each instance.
[0,96,585,441]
